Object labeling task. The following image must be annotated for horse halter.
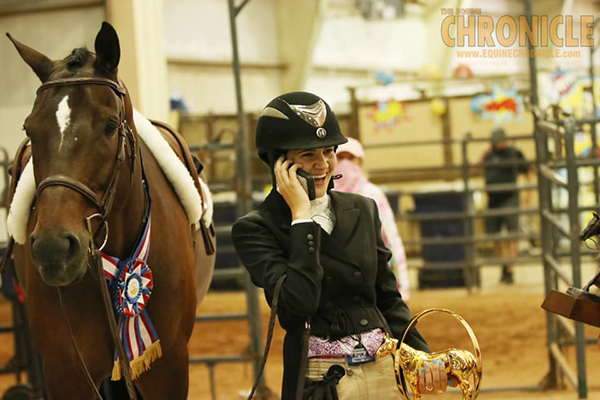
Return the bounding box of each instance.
[34,76,137,250]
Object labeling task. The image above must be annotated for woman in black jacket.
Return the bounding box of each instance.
[232,92,449,399]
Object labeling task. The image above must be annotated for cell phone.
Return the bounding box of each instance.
[296,168,316,200]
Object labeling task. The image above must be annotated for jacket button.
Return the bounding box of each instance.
[307,234,314,240]
[359,319,368,326]
[325,276,333,284]
[353,296,361,305]
[353,271,362,280]
[308,247,315,253]
[308,240,315,246]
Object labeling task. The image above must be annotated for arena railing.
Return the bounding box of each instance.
[371,134,540,293]
[0,146,48,398]
[187,139,267,398]
[184,1,273,399]
[534,107,600,399]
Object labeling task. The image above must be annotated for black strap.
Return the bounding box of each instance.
[0,238,15,274]
[247,274,287,400]
[57,288,104,400]
[295,317,311,400]
[93,249,139,400]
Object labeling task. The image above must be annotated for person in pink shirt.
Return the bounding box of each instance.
[334,138,411,300]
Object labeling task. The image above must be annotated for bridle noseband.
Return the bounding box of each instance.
[34,77,137,250]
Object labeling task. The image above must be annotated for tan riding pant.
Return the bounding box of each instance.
[306,355,402,400]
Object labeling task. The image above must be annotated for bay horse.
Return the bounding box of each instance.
[5,22,215,399]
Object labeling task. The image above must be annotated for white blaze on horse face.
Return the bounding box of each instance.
[55,95,71,151]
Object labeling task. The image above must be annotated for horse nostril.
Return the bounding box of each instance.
[30,232,37,251]
[28,230,87,286]
[65,233,81,261]
[30,231,81,266]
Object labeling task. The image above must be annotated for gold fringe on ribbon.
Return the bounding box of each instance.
[111,340,162,381]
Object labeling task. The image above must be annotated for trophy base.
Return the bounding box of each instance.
[542,289,600,327]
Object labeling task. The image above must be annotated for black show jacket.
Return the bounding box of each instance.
[232,190,429,399]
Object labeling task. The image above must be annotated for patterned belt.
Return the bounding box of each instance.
[308,355,347,360]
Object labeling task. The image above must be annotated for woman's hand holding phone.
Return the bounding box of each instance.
[274,156,311,220]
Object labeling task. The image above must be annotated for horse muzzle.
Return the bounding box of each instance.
[30,230,88,286]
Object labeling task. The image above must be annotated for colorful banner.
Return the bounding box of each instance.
[471,86,524,125]
[369,100,407,130]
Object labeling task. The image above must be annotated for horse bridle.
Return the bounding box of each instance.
[34,76,137,251]
[33,76,140,400]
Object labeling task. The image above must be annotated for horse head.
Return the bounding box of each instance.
[8,22,138,286]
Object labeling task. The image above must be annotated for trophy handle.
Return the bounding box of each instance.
[397,308,483,399]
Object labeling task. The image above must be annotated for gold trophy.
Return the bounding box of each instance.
[377,309,483,399]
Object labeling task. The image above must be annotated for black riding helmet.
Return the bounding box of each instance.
[256,92,348,162]
[256,91,348,191]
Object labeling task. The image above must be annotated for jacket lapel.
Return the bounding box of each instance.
[263,190,361,268]
[330,191,360,249]
[321,191,361,268]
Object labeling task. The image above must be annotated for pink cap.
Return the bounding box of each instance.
[337,137,365,159]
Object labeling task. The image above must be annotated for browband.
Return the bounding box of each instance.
[37,77,126,96]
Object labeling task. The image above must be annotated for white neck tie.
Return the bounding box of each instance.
[310,195,335,234]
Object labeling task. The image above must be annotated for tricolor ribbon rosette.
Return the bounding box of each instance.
[111,258,154,317]
[101,215,162,380]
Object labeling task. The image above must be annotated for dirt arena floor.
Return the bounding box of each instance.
[2,268,600,399]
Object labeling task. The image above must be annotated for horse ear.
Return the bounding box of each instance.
[6,33,54,82]
[94,21,120,76]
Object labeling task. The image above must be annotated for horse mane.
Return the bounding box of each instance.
[65,47,92,71]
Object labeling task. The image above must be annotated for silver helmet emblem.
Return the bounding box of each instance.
[316,128,327,138]
[281,99,327,128]
[259,106,289,120]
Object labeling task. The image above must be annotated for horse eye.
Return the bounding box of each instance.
[105,121,118,136]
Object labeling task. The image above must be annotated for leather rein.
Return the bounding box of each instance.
[35,76,140,399]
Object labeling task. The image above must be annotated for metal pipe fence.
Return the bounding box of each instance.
[534,109,600,398]
[1,146,48,398]
[387,134,540,283]
[186,2,268,399]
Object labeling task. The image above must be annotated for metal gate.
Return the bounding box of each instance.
[535,108,600,399]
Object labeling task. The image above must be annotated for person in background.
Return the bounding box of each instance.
[481,128,531,284]
[334,138,411,300]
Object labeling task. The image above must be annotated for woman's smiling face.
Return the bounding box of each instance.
[286,146,337,198]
